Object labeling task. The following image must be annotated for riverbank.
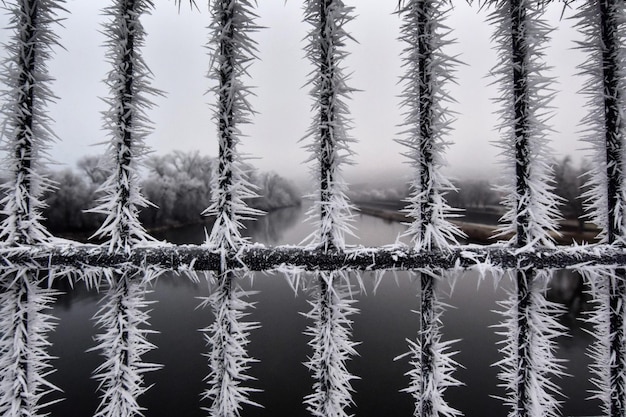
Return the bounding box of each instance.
[356,203,599,245]
[48,203,302,243]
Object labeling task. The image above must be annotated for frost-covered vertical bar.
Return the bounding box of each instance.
[575,1,626,416]
[303,0,355,250]
[396,1,462,417]
[511,4,534,416]
[302,2,359,417]
[489,1,564,417]
[0,0,60,244]
[201,1,261,416]
[0,1,64,416]
[88,1,161,416]
[203,0,260,249]
[601,2,626,414]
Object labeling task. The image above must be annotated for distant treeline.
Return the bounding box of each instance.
[40,151,301,234]
[351,156,588,229]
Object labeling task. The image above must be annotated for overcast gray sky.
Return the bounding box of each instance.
[0,1,586,184]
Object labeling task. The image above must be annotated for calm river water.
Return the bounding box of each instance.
[46,205,598,417]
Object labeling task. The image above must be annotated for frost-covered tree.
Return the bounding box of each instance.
[574,1,626,416]
[198,1,262,416]
[87,1,162,416]
[301,2,360,417]
[43,168,99,232]
[487,2,565,417]
[248,171,301,211]
[396,1,463,416]
[0,1,64,416]
[141,151,214,227]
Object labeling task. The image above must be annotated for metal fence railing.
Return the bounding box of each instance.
[0,1,625,417]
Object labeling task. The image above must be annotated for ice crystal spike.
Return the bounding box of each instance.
[88,0,160,255]
[0,1,65,416]
[203,0,263,251]
[200,1,262,415]
[301,2,361,417]
[86,2,162,416]
[487,2,566,417]
[91,269,161,417]
[574,2,626,416]
[494,270,567,417]
[400,272,462,417]
[397,0,464,253]
[579,267,613,416]
[488,0,561,250]
[0,0,65,245]
[199,271,261,417]
[575,1,626,246]
[0,269,60,417]
[396,2,463,416]
[304,271,358,417]
[301,0,357,253]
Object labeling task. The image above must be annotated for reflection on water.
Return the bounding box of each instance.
[46,205,600,417]
[152,205,305,247]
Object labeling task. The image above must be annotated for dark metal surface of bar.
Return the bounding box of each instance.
[2,243,626,271]
[599,1,626,416]
[13,0,38,245]
[510,2,532,416]
[416,2,438,416]
[318,0,337,250]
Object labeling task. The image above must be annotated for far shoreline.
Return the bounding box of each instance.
[355,202,599,245]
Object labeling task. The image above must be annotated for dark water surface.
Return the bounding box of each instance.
[46,206,599,417]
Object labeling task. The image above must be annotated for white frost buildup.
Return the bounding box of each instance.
[492,270,566,417]
[574,1,626,245]
[397,0,464,253]
[574,2,626,415]
[0,1,64,416]
[198,274,260,417]
[398,273,462,417]
[579,267,613,416]
[302,0,357,253]
[91,269,161,417]
[200,1,262,416]
[487,0,560,249]
[487,2,565,417]
[304,272,358,417]
[202,0,262,251]
[89,0,160,254]
[0,0,64,245]
[86,1,162,416]
[0,270,59,417]
[301,2,361,417]
[396,1,463,416]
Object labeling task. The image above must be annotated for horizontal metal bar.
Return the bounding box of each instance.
[0,243,625,272]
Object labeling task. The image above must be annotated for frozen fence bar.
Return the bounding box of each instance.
[2,243,626,271]
[1,0,626,416]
